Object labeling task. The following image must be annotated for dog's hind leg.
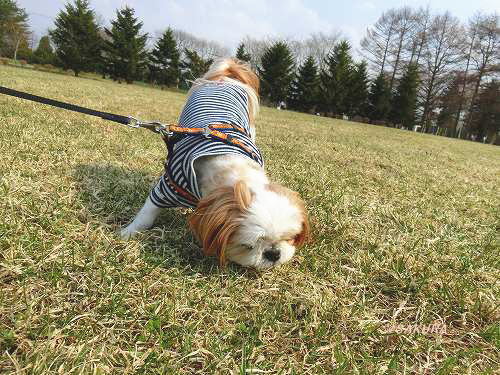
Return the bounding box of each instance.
[120,196,162,239]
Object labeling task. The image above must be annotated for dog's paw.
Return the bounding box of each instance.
[119,226,136,240]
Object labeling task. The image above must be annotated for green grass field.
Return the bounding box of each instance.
[1,65,499,374]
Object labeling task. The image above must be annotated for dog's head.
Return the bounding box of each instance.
[189,181,309,270]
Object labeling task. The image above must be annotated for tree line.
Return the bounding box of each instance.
[1,0,498,143]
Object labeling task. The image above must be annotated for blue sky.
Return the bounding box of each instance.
[18,0,500,53]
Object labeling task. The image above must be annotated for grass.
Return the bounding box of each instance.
[0,64,499,374]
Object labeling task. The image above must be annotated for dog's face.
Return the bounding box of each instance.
[189,181,309,270]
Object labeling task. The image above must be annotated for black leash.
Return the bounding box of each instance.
[0,85,167,133]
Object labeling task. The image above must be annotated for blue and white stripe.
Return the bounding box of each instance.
[149,81,264,208]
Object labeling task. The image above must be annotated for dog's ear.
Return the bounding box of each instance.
[293,212,310,247]
[266,183,310,247]
[189,181,253,265]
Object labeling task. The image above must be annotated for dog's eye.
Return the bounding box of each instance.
[242,244,253,251]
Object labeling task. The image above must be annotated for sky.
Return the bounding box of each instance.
[18,0,500,54]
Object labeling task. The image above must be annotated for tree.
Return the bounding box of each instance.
[258,41,295,105]
[468,80,500,143]
[437,75,462,137]
[418,12,464,132]
[349,61,370,117]
[391,63,419,129]
[319,40,354,115]
[453,13,481,135]
[32,35,55,65]
[387,7,417,92]
[235,42,251,62]
[49,0,101,76]
[361,9,398,75]
[464,13,500,136]
[180,48,213,88]
[104,6,148,84]
[0,0,29,59]
[288,31,342,68]
[368,73,392,122]
[172,29,229,61]
[149,27,180,87]
[407,6,431,66]
[288,55,319,113]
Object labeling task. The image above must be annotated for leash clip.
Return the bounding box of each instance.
[128,117,172,136]
[202,127,212,138]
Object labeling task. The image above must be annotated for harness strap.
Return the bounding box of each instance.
[167,123,249,137]
[165,123,256,157]
[166,175,198,204]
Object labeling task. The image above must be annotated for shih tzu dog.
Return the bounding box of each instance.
[121,58,309,270]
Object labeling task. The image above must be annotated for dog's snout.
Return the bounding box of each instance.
[263,249,281,262]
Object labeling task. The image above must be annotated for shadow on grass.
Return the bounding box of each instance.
[73,163,253,276]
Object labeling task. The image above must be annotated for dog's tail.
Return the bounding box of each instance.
[191,58,260,123]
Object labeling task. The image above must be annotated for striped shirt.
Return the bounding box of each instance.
[149,81,264,208]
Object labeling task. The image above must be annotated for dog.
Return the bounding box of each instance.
[121,58,309,270]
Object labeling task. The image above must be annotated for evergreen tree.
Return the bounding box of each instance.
[437,75,461,137]
[368,73,391,122]
[391,63,419,129]
[259,41,295,105]
[0,0,29,57]
[180,48,213,88]
[235,42,251,62]
[149,27,180,87]
[49,0,101,76]
[104,6,148,84]
[320,40,354,115]
[467,80,500,143]
[349,61,369,117]
[288,55,319,113]
[32,35,55,65]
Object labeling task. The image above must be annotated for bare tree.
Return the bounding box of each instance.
[241,35,273,69]
[169,29,229,61]
[464,13,500,135]
[418,12,465,131]
[299,31,342,68]
[387,7,417,92]
[408,6,431,66]
[454,13,482,137]
[360,9,398,75]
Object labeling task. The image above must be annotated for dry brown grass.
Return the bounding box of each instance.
[0,65,499,374]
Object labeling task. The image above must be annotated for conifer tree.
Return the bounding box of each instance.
[259,41,295,105]
[180,48,213,88]
[33,35,54,65]
[467,80,500,143]
[391,63,419,129]
[149,27,180,87]
[368,73,392,122]
[49,0,101,76]
[235,42,251,62]
[288,55,319,113]
[0,0,29,58]
[349,61,369,117]
[320,40,354,115]
[104,6,148,84]
[437,75,461,137]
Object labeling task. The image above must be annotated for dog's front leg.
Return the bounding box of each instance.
[120,196,162,239]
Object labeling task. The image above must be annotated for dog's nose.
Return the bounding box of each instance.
[263,249,281,262]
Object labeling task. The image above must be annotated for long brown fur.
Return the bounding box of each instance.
[189,181,254,265]
[267,183,310,247]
